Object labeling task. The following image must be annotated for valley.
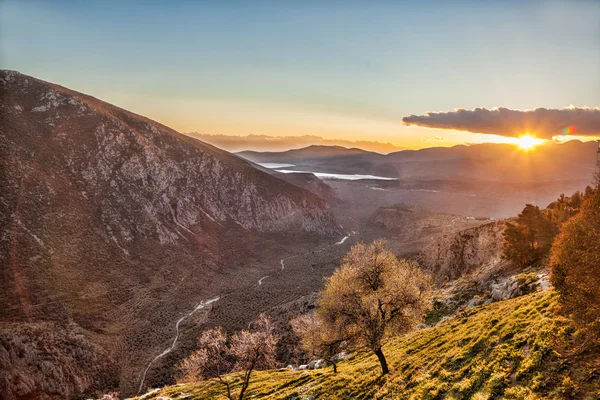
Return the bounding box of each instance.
[3,2,600,398]
[1,71,597,400]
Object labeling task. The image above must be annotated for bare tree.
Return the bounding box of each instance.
[177,314,278,400]
[317,240,432,374]
[290,313,345,373]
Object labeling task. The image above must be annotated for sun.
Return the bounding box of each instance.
[515,134,543,151]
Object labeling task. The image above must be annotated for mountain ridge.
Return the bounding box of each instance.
[238,140,598,182]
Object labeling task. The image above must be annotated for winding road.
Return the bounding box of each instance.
[137,296,220,394]
[139,232,356,394]
[268,231,357,285]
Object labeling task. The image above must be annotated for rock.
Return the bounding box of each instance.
[333,352,350,361]
[298,364,309,370]
[466,295,483,309]
[491,288,505,301]
[417,221,505,282]
[307,359,327,369]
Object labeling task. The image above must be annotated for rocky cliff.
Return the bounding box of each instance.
[417,221,505,282]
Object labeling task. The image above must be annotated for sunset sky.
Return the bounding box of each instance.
[1,0,599,149]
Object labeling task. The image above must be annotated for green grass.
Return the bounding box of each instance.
[137,291,600,399]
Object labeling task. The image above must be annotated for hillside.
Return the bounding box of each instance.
[0,70,340,398]
[135,290,600,399]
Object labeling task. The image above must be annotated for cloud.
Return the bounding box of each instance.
[402,107,600,139]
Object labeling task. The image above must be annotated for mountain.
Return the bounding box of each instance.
[239,145,377,162]
[238,146,390,176]
[0,70,340,399]
[238,141,598,183]
[186,133,403,154]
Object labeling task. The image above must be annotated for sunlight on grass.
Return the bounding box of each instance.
[139,291,600,399]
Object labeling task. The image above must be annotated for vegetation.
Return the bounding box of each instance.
[551,186,600,338]
[502,204,557,267]
[138,291,600,399]
[314,240,432,374]
[290,313,345,373]
[545,191,585,226]
[177,314,278,400]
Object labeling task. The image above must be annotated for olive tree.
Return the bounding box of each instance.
[316,240,432,374]
[177,314,278,400]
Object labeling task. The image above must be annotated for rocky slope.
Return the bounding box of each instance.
[414,219,550,325]
[0,70,339,399]
[417,220,505,282]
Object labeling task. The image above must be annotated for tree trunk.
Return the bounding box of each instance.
[331,361,337,374]
[374,348,389,375]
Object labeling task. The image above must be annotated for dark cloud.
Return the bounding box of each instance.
[402,107,600,139]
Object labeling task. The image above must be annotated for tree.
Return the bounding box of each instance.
[290,313,345,373]
[316,240,432,375]
[551,187,600,337]
[546,191,585,226]
[177,314,278,400]
[502,204,557,267]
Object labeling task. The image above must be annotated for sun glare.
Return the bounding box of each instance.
[515,134,543,151]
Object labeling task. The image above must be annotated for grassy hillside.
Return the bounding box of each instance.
[136,291,600,399]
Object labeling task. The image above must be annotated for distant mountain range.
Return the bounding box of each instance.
[239,141,598,183]
[186,132,404,154]
[0,70,340,398]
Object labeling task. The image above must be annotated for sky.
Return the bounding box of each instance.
[1,0,599,149]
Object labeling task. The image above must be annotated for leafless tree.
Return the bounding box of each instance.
[178,314,278,400]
